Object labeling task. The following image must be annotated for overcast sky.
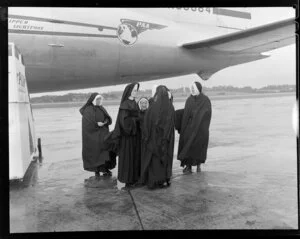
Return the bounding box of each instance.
[31,7,296,97]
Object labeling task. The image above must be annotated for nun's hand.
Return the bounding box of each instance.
[97,122,105,127]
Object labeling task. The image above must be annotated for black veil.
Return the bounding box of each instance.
[79,92,98,115]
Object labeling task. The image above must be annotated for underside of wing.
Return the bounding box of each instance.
[181,18,296,54]
[180,18,296,80]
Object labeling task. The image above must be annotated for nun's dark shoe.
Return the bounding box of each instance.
[95,172,100,177]
[196,165,201,173]
[98,167,106,173]
[147,184,156,190]
[158,183,165,189]
[125,183,135,188]
[133,182,144,188]
[166,179,171,187]
[103,169,112,177]
[125,183,131,188]
[183,166,192,173]
[122,185,130,191]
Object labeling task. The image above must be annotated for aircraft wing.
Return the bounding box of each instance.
[181,18,295,54]
[180,18,296,80]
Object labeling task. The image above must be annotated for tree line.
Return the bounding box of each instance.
[30,85,296,103]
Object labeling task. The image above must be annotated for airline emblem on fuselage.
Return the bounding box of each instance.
[117,19,167,46]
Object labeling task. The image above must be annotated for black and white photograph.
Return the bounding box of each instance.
[3,6,298,233]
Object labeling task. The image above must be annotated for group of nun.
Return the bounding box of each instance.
[79,81,212,189]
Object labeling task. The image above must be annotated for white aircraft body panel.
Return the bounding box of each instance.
[7,8,295,93]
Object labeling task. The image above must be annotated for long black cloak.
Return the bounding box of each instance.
[80,93,116,172]
[174,109,184,133]
[138,97,149,134]
[177,92,212,167]
[141,85,175,187]
[107,83,141,184]
[138,99,149,174]
[148,97,154,106]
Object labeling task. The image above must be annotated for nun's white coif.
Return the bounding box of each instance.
[92,94,103,106]
[190,83,200,96]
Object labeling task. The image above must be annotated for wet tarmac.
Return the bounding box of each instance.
[9,94,298,232]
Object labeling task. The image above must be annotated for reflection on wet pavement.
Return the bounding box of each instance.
[9,95,298,231]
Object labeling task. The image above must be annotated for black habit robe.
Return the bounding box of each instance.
[177,92,212,167]
[174,109,184,134]
[80,93,116,172]
[148,97,154,106]
[112,83,141,184]
[141,85,175,187]
[138,107,148,172]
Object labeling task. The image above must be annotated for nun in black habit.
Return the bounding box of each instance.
[138,97,149,131]
[113,83,142,187]
[141,85,175,189]
[80,93,116,177]
[177,82,212,173]
[137,97,149,183]
[148,84,158,106]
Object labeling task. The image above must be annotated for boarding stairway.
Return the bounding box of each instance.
[9,42,39,180]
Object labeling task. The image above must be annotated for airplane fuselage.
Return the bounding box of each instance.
[8,8,251,93]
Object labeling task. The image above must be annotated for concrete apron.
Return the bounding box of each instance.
[9,159,296,232]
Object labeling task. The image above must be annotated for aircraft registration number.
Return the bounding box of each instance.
[169,8,212,13]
